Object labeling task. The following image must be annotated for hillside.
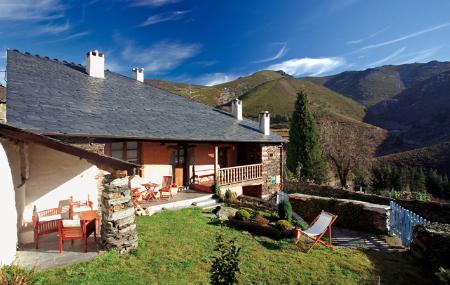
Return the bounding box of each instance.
[146,70,285,106]
[366,70,450,146]
[239,77,365,121]
[379,141,450,176]
[308,61,450,107]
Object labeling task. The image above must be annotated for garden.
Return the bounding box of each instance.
[5,207,432,285]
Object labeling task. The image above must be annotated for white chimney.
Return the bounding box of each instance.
[259,111,270,135]
[231,99,242,120]
[86,50,104,79]
[132,68,144,83]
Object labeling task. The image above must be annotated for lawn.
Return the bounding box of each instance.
[35,208,431,285]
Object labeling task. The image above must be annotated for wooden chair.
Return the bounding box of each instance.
[32,207,62,249]
[160,176,176,199]
[58,218,96,254]
[294,211,338,253]
[69,196,94,219]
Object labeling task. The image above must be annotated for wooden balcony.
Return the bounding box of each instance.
[218,163,262,185]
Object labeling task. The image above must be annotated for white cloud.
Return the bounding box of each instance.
[129,0,179,7]
[122,41,200,73]
[368,47,406,67]
[360,22,450,50]
[195,73,239,86]
[31,21,70,36]
[0,0,65,20]
[253,43,288,63]
[398,47,442,64]
[346,25,390,45]
[139,10,189,27]
[37,31,90,44]
[267,57,345,76]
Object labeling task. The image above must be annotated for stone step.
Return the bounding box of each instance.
[193,199,219,208]
[148,194,215,212]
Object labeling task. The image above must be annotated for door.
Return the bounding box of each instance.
[172,145,186,186]
[219,147,228,168]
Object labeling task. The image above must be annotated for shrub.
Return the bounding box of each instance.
[210,234,241,285]
[278,199,292,222]
[225,189,233,202]
[1,264,36,285]
[412,191,431,202]
[254,215,269,225]
[214,183,221,198]
[275,219,293,230]
[234,209,251,221]
[436,267,450,284]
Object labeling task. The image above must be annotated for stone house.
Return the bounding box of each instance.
[0,49,284,263]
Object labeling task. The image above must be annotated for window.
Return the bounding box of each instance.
[171,145,185,165]
[109,142,139,164]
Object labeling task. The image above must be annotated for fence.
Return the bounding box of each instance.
[389,201,431,247]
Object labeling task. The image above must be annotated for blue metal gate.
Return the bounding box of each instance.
[389,201,430,246]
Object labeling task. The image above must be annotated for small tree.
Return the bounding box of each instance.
[286,91,326,184]
[210,234,241,285]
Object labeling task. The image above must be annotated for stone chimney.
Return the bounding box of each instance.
[86,50,104,79]
[259,111,270,135]
[132,68,144,83]
[231,99,242,120]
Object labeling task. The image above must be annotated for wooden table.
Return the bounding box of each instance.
[141,183,160,200]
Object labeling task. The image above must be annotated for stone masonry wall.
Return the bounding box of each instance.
[101,175,138,253]
[261,145,281,198]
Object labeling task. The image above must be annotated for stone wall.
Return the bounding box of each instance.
[0,103,5,123]
[261,145,281,198]
[101,175,138,253]
[290,193,390,234]
[411,223,450,270]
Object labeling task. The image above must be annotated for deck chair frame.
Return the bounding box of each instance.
[295,211,338,253]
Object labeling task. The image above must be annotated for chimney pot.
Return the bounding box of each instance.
[86,50,105,79]
[132,68,144,83]
[259,111,270,135]
[231,99,243,120]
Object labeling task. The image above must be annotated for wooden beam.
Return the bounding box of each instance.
[214,144,219,185]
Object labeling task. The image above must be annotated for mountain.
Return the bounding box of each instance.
[308,61,450,107]
[239,76,365,121]
[146,70,285,106]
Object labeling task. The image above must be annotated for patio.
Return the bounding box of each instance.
[15,233,100,270]
[140,189,218,212]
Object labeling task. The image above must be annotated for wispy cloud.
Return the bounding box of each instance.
[253,43,288,63]
[139,10,189,27]
[37,31,91,44]
[360,22,450,50]
[346,25,390,45]
[129,0,179,7]
[398,47,442,64]
[0,0,65,20]
[122,41,200,73]
[368,47,406,67]
[31,21,70,36]
[192,60,218,67]
[267,57,345,76]
[195,72,239,86]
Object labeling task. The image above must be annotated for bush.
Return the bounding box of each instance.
[278,199,292,222]
[1,264,36,285]
[214,183,221,198]
[225,189,233,202]
[234,209,251,221]
[254,215,269,225]
[210,234,241,285]
[275,219,293,230]
[436,267,450,284]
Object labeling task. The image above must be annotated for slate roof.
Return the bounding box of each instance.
[6,50,283,143]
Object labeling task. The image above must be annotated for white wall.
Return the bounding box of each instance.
[0,142,18,265]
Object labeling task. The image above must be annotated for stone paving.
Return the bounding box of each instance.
[332,227,395,253]
[15,233,100,270]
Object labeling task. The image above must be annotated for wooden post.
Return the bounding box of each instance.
[214,145,219,185]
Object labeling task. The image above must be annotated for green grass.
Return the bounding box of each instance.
[35,209,432,285]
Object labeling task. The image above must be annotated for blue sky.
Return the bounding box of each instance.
[1,0,450,86]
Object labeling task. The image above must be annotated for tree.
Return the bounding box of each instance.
[286,91,326,183]
[320,121,373,189]
[210,234,241,285]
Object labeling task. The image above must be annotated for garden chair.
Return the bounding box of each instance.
[160,176,176,199]
[58,218,96,254]
[32,206,62,249]
[294,211,338,253]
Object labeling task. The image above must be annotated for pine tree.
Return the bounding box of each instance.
[286,91,326,183]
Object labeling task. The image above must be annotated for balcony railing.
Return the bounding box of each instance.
[218,163,262,185]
